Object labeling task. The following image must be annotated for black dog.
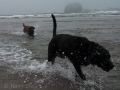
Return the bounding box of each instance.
[23,23,35,38]
[48,14,114,80]
[27,27,35,38]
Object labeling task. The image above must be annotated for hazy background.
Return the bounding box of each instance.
[0,0,120,15]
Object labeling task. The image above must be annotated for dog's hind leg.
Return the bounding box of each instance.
[72,62,86,80]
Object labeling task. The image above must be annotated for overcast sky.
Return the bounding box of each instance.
[0,0,120,15]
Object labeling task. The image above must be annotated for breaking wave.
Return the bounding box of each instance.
[0,39,76,82]
[0,11,120,19]
[0,39,104,86]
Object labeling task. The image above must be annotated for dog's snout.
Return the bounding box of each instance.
[109,64,114,69]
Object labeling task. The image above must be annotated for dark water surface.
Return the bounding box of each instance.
[0,15,120,90]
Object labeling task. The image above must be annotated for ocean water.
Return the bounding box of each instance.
[0,13,120,90]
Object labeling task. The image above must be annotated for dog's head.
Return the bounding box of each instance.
[89,42,114,72]
[28,26,35,37]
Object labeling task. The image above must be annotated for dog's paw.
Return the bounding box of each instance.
[46,61,52,68]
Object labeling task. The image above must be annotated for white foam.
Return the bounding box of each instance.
[0,40,32,64]
[16,59,76,81]
[10,31,38,36]
[84,80,96,86]
[94,10,120,14]
[0,11,120,19]
[11,32,24,35]
[0,41,76,81]
[0,39,110,87]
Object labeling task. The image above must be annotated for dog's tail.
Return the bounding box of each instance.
[51,14,57,37]
[23,23,25,27]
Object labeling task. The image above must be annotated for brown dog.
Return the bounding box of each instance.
[23,23,35,37]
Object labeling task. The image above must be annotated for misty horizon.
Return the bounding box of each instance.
[0,0,120,15]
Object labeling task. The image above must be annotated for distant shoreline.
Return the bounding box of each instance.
[0,10,120,16]
[0,11,120,19]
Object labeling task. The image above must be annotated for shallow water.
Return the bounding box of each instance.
[0,14,120,90]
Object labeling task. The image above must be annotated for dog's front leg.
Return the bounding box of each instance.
[73,63,86,80]
[48,54,56,64]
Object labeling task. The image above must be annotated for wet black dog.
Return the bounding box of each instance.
[23,23,35,38]
[48,14,114,80]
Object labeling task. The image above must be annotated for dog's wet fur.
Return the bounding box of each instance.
[48,14,114,80]
[23,23,35,38]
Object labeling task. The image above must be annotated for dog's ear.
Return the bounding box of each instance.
[23,23,25,27]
